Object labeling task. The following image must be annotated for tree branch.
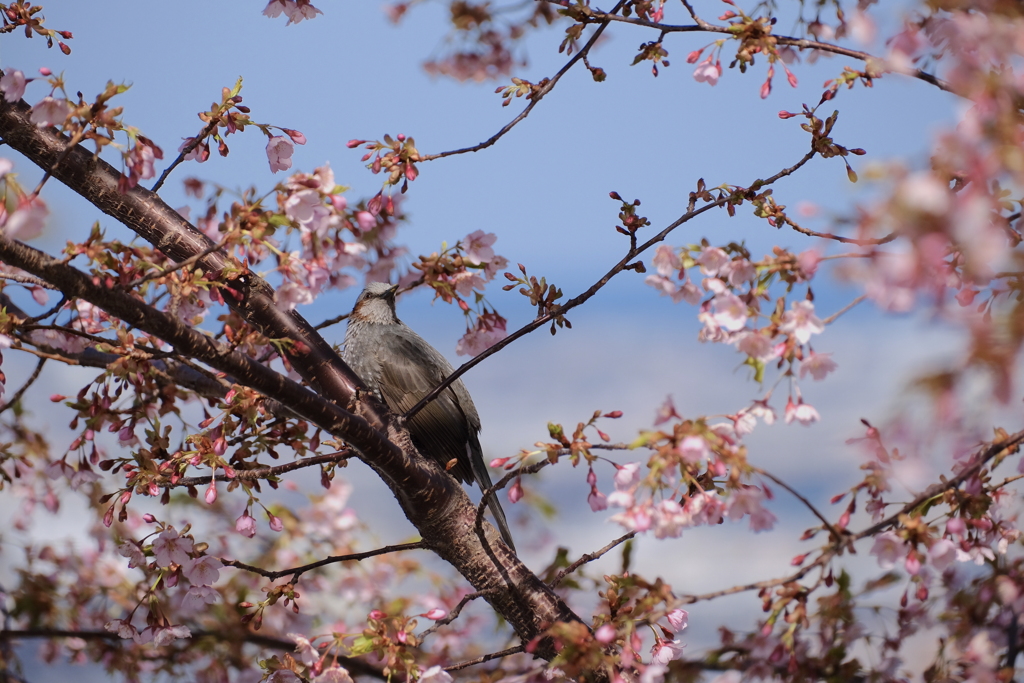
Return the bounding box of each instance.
[417,0,628,162]
[221,541,427,582]
[406,148,817,421]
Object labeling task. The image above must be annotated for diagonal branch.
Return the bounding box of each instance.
[406,148,818,420]
[417,0,628,162]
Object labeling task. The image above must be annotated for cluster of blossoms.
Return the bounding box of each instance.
[646,243,834,421]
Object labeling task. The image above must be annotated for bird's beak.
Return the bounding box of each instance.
[387,284,400,297]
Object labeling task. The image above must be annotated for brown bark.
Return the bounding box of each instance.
[0,96,583,656]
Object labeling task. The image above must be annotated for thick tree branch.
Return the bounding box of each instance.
[0,98,586,659]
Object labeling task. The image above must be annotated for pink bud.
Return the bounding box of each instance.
[39,67,52,76]
[490,457,510,468]
[330,195,348,211]
[50,394,67,402]
[778,110,798,119]
[369,609,385,620]
[686,49,703,63]
[396,133,405,141]
[587,468,597,486]
[346,139,365,148]
[143,513,157,523]
[268,513,283,532]
[594,624,616,643]
[422,608,446,620]
[205,481,217,504]
[283,128,306,145]
[508,479,524,504]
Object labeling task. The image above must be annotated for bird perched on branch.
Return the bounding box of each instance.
[342,282,515,551]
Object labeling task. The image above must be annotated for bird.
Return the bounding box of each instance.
[342,281,515,551]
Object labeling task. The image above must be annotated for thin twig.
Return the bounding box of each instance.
[169,451,353,489]
[406,149,817,421]
[550,531,636,588]
[221,541,427,582]
[129,236,233,288]
[753,467,840,541]
[550,3,953,93]
[151,119,218,194]
[417,0,628,163]
[0,357,44,416]
[822,295,866,325]
[444,646,524,671]
[417,589,500,640]
[784,215,897,246]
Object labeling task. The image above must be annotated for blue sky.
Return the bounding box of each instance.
[0,0,990,672]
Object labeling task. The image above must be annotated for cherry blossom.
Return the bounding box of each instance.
[779,301,824,344]
[784,398,820,426]
[4,196,48,240]
[29,96,70,128]
[289,633,320,666]
[799,351,837,380]
[266,135,295,173]
[235,511,257,538]
[693,57,722,86]
[0,69,26,102]
[677,435,709,464]
[152,527,194,567]
[870,531,908,570]
[462,230,497,265]
[696,246,730,276]
[419,666,453,683]
[652,244,682,276]
[650,638,685,664]
[710,290,748,332]
[183,556,222,586]
[666,609,688,631]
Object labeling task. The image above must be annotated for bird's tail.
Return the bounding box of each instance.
[471,449,516,552]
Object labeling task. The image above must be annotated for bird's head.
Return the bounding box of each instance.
[350,281,400,324]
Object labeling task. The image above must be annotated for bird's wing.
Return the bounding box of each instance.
[375,330,476,484]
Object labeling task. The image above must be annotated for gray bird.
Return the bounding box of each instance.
[342,282,515,551]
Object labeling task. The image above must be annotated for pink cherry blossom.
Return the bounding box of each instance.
[117,541,146,569]
[780,300,824,344]
[666,609,688,631]
[646,274,701,304]
[800,351,838,380]
[588,488,608,511]
[419,666,453,683]
[283,0,323,24]
[651,245,682,276]
[289,633,320,666]
[594,624,616,643]
[928,538,957,571]
[266,135,295,173]
[263,0,288,17]
[462,230,497,265]
[693,57,722,86]
[182,585,220,609]
[152,624,191,646]
[235,511,257,538]
[784,397,820,425]
[4,196,48,240]
[870,531,908,570]
[183,555,222,586]
[152,527,194,567]
[711,291,748,332]
[650,638,685,664]
[29,96,71,128]
[652,499,690,538]
[677,435,709,464]
[0,69,26,102]
[614,462,641,489]
[696,247,730,276]
[735,330,777,362]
